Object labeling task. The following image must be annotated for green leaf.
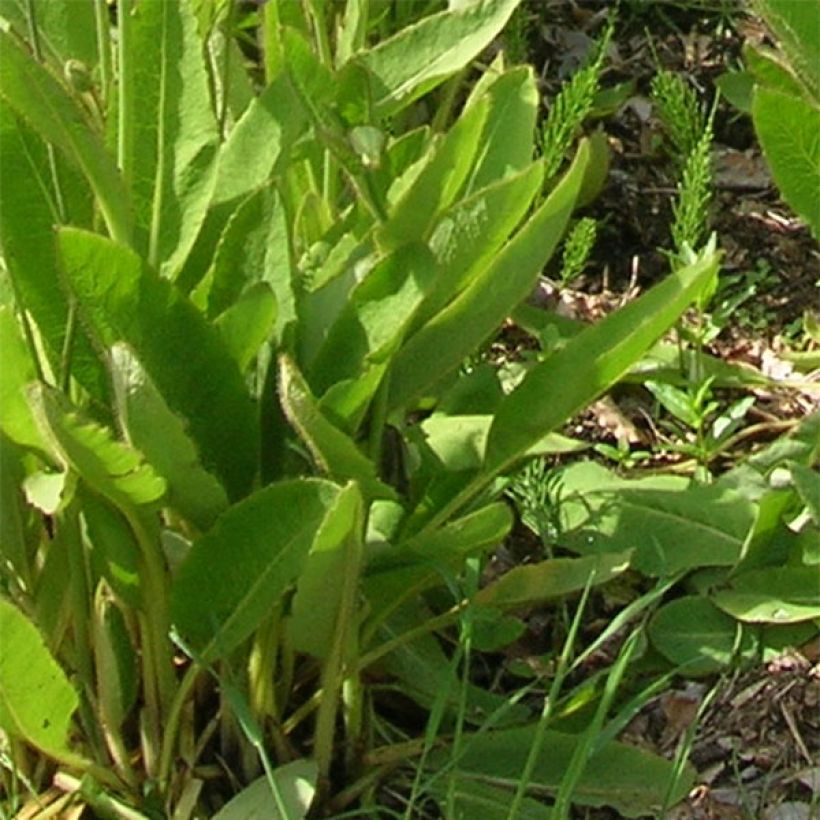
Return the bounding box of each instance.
[791,461,820,524]
[28,382,166,510]
[420,161,544,324]
[558,462,755,576]
[0,434,35,586]
[649,596,756,675]
[92,595,138,731]
[309,242,436,399]
[429,780,550,820]
[58,228,258,501]
[289,482,363,658]
[172,479,340,662]
[360,0,523,117]
[201,186,294,343]
[752,87,820,240]
[278,356,397,501]
[712,567,820,623]
[0,0,98,69]
[0,598,79,760]
[463,65,539,194]
[214,283,277,373]
[110,344,228,532]
[213,75,304,206]
[211,760,318,820]
[0,32,131,244]
[387,140,589,412]
[0,306,46,453]
[427,726,695,817]
[0,108,108,402]
[81,489,142,609]
[753,0,820,101]
[485,247,720,476]
[474,551,631,610]
[376,98,489,250]
[120,0,218,274]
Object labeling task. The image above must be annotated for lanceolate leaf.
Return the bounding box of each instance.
[474,551,632,609]
[279,356,397,501]
[0,110,106,402]
[752,87,820,240]
[28,382,166,510]
[120,0,218,274]
[712,567,820,623]
[387,141,589,413]
[110,344,229,532]
[360,0,523,117]
[0,598,80,760]
[58,228,258,500]
[0,31,131,245]
[172,479,341,662]
[484,248,720,475]
[427,727,695,816]
[289,482,363,658]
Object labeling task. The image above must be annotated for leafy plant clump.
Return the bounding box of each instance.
[3,1,813,818]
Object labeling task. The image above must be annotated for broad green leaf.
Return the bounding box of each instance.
[214,284,277,372]
[416,414,587,473]
[0,0,98,69]
[278,356,397,501]
[0,108,108,402]
[58,228,258,501]
[201,187,293,340]
[428,727,695,817]
[752,87,820,240]
[109,344,229,532]
[0,598,79,760]
[28,382,166,510]
[172,479,340,662]
[376,98,489,251]
[387,140,590,412]
[360,0,522,117]
[420,161,544,324]
[753,0,820,101]
[0,307,46,453]
[310,242,436,396]
[211,759,318,820]
[0,32,131,244]
[289,483,363,658]
[712,567,820,623]
[649,596,756,675]
[474,551,631,609]
[485,247,720,475]
[557,462,755,576]
[463,65,539,194]
[213,79,293,202]
[120,0,218,274]
[745,43,809,101]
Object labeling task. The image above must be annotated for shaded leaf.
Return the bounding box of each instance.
[0,32,131,244]
[110,344,228,531]
[649,596,756,675]
[214,283,277,372]
[172,479,340,662]
[58,228,258,501]
[474,550,632,609]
